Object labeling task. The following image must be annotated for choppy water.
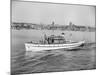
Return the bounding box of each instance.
[11,30,96,75]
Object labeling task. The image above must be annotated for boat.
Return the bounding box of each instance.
[25,21,85,52]
[25,34,85,52]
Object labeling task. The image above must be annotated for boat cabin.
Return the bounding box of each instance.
[44,35,66,44]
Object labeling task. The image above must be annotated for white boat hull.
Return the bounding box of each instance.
[25,41,85,52]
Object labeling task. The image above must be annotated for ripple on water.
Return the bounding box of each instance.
[11,43,96,74]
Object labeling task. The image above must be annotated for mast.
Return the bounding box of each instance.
[52,21,55,34]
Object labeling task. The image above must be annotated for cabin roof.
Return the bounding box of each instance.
[48,35,65,40]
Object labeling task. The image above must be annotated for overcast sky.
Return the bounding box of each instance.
[12,1,96,26]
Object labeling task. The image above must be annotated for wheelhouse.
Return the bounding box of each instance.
[45,35,66,44]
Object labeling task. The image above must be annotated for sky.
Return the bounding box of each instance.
[12,0,96,27]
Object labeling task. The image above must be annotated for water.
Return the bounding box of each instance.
[11,30,96,75]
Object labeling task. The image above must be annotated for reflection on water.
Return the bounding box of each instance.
[11,30,96,75]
